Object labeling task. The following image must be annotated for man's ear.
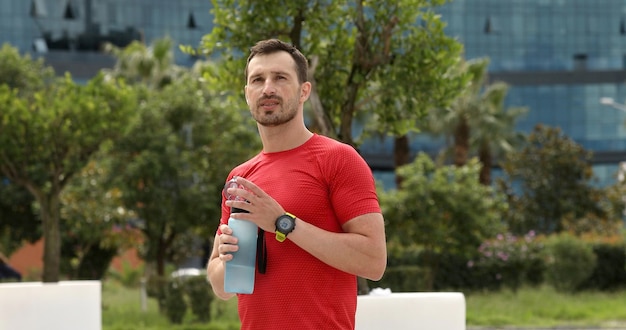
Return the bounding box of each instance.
[300,82,312,102]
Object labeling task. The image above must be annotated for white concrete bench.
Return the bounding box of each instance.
[0,280,101,330]
[356,291,466,330]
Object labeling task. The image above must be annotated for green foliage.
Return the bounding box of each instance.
[0,45,52,250]
[61,160,141,280]
[147,275,169,311]
[580,241,626,291]
[543,233,597,293]
[0,43,138,281]
[421,57,527,184]
[103,279,240,329]
[499,124,622,235]
[0,43,54,92]
[471,231,545,291]
[164,279,187,324]
[145,274,215,325]
[0,182,39,254]
[380,153,507,289]
[374,265,427,292]
[184,276,214,322]
[104,39,260,276]
[198,0,467,147]
[107,261,145,288]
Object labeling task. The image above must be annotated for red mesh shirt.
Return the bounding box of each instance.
[217,134,381,330]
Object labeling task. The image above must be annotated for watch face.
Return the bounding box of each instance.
[278,217,293,231]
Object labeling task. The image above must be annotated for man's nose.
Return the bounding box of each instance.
[262,80,276,95]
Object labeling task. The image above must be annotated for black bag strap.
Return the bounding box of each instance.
[256,229,267,274]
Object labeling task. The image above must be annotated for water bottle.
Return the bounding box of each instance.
[223,178,258,294]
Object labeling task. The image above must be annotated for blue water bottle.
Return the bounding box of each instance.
[223,178,258,294]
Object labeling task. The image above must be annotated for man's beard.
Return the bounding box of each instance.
[253,96,298,127]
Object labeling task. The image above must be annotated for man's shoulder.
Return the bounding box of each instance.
[310,134,357,153]
[229,152,263,174]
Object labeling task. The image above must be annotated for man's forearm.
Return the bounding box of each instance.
[207,257,236,300]
[288,213,387,280]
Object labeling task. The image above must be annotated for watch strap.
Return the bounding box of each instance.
[275,212,296,242]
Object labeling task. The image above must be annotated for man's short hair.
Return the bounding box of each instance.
[245,39,308,84]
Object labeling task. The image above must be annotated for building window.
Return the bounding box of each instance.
[30,0,48,18]
[64,0,78,20]
[573,53,587,71]
[187,12,197,29]
[484,16,492,34]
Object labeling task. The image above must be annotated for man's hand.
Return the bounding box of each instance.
[216,224,238,262]
[224,176,285,232]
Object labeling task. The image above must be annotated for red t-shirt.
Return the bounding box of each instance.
[217,134,381,330]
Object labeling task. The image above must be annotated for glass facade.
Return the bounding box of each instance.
[0,0,212,65]
[2,0,626,187]
[431,0,626,187]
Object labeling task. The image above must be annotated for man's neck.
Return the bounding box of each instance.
[258,121,313,153]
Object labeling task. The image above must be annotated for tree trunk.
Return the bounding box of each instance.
[307,56,335,138]
[478,142,492,185]
[40,193,61,282]
[156,238,166,276]
[453,118,470,167]
[394,134,410,188]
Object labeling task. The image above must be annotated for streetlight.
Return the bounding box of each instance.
[600,97,626,112]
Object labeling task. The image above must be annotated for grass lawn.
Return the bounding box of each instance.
[466,286,626,328]
[102,280,239,330]
[102,280,626,329]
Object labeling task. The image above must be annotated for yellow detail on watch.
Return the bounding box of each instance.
[275,212,296,242]
[275,231,287,242]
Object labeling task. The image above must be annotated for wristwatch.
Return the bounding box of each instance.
[275,212,296,242]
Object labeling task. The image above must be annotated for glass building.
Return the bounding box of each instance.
[0,0,213,80]
[434,0,626,187]
[2,0,626,186]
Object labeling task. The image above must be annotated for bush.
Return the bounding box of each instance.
[146,275,168,311]
[184,275,214,322]
[164,279,187,324]
[107,261,144,288]
[580,243,626,290]
[374,265,428,292]
[470,231,545,291]
[543,233,596,293]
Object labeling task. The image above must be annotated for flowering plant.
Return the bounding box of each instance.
[469,231,544,290]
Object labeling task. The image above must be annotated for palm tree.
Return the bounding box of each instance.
[422,57,527,185]
[472,82,527,185]
[103,37,182,88]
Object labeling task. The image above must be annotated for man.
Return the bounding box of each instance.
[206,39,387,329]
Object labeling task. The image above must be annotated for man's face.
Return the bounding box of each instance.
[245,52,305,127]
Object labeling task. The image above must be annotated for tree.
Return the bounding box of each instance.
[0,44,52,255]
[104,37,184,89]
[422,58,527,185]
[60,159,141,280]
[104,39,261,277]
[194,1,468,291]
[499,124,622,235]
[0,44,137,281]
[380,153,507,289]
[473,81,527,185]
[195,0,467,167]
[0,180,40,255]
